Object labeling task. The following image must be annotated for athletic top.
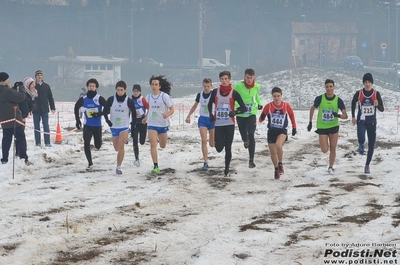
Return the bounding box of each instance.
[313,94,345,129]
[259,101,296,130]
[196,91,212,117]
[214,88,235,126]
[145,91,173,127]
[109,95,131,129]
[132,95,149,124]
[233,81,262,117]
[357,88,377,123]
[83,94,102,127]
[351,88,384,123]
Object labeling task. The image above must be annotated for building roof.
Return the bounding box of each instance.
[292,22,358,35]
[49,55,128,64]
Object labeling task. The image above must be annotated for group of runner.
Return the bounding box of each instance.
[74,70,384,178]
[74,75,173,175]
[186,70,383,178]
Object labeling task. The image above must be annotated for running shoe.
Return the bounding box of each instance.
[278,163,284,174]
[45,144,52,147]
[358,144,364,155]
[151,166,160,174]
[224,169,230,177]
[249,161,256,168]
[86,165,94,172]
[364,165,370,174]
[202,163,210,171]
[134,159,140,167]
[25,159,33,166]
[243,141,249,149]
[116,167,122,175]
[328,167,334,175]
[274,169,280,180]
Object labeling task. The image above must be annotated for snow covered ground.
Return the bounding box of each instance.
[1,68,400,264]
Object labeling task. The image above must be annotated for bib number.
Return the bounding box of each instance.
[361,105,374,116]
[322,110,334,122]
[216,108,229,120]
[271,113,284,128]
[244,103,253,114]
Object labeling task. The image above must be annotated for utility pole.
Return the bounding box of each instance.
[385,2,390,61]
[131,9,134,62]
[198,1,204,83]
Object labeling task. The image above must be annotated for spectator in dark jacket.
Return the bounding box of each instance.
[33,70,55,147]
[0,72,33,165]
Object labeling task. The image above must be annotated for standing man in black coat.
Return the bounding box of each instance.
[33,70,55,147]
[0,72,33,165]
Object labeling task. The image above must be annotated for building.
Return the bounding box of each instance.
[291,22,358,67]
[49,55,128,87]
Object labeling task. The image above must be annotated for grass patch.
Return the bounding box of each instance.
[317,196,331,205]
[52,249,102,263]
[338,211,382,224]
[240,209,298,232]
[365,199,383,210]
[2,242,20,253]
[233,252,251,260]
[392,212,400,227]
[110,250,154,264]
[239,218,272,232]
[330,182,380,192]
[284,223,338,246]
[294,183,319,188]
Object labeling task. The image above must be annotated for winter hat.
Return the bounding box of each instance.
[132,84,141,92]
[23,77,35,89]
[0,72,9,82]
[35,70,43,77]
[363,73,373,84]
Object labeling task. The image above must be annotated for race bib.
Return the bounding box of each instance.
[244,103,253,114]
[322,110,334,122]
[361,105,375,116]
[203,105,209,114]
[86,108,98,118]
[216,107,229,120]
[271,113,284,128]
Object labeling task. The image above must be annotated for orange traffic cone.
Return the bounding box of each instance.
[55,123,62,144]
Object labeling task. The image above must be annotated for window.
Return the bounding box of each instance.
[85,64,91,70]
[100,64,106,70]
[92,64,99,70]
[107,65,113,70]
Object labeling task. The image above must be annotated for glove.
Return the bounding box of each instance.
[332,111,340,118]
[76,120,82,130]
[106,120,113,127]
[292,128,297,136]
[307,122,312,132]
[258,105,263,110]
[209,114,215,122]
[228,110,236,117]
[13,81,23,89]
[13,82,25,93]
